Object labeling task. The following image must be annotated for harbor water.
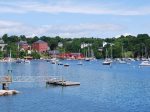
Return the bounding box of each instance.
[0,60,150,112]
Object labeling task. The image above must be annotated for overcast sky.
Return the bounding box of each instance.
[0,0,150,38]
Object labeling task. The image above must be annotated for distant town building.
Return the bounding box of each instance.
[58,42,63,47]
[32,40,49,53]
[18,41,29,51]
[81,43,92,49]
[0,39,7,51]
[48,50,60,55]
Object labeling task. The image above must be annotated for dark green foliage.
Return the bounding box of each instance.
[31,52,41,59]
[19,51,26,59]
[1,33,150,59]
[0,51,3,59]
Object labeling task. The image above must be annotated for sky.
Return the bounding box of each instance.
[0,0,150,38]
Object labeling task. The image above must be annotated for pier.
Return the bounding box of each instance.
[46,78,80,86]
[0,71,80,96]
[0,73,19,96]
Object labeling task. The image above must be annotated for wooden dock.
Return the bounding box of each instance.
[46,79,80,86]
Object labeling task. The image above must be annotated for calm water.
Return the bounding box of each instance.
[0,60,150,112]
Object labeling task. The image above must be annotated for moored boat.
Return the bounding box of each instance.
[64,63,69,67]
[24,59,30,63]
[102,59,111,65]
[139,61,150,66]
[77,61,83,65]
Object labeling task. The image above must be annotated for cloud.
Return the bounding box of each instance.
[0,20,123,38]
[0,1,150,16]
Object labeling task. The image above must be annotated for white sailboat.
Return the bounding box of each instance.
[139,61,150,66]
[77,61,83,65]
[102,48,111,65]
[84,47,96,61]
[64,63,69,67]
[139,44,150,66]
[77,49,83,65]
[24,59,30,63]
[4,49,14,63]
[85,47,90,61]
[51,50,59,64]
[119,45,126,64]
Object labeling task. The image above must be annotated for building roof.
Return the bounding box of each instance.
[48,50,60,55]
[34,40,47,44]
[18,41,28,46]
[0,39,4,44]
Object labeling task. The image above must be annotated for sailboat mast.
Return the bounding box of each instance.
[105,48,108,59]
[111,45,112,59]
[122,45,123,59]
[10,49,11,59]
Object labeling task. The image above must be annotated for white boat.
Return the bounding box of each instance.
[4,49,14,63]
[85,57,90,61]
[16,59,22,63]
[24,59,30,63]
[58,62,63,65]
[118,59,126,64]
[77,61,83,65]
[118,45,127,64]
[128,58,135,61]
[102,59,111,65]
[102,48,112,65]
[64,63,69,67]
[141,58,149,61]
[84,48,96,61]
[139,61,150,66]
[51,60,57,64]
[51,58,59,64]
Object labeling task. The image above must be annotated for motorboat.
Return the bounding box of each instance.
[51,60,57,64]
[85,58,90,61]
[77,61,83,65]
[102,59,111,65]
[64,63,69,67]
[58,62,63,65]
[119,60,126,64]
[51,58,59,64]
[16,59,22,63]
[139,61,150,66]
[118,58,126,64]
[24,59,30,63]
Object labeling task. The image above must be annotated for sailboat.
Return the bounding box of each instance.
[139,61,150,66]
[24,59,30,63]
[77,49,83,65]
[64,63,69,67]
[84,47,96,61]
[85,48,90,61]
[140,45,150,66]
[51,50,59,64]
[4,49,14,63]
[90,49,96,61]
[119,45,126,64]
[77,61,83,65]
[102,48,111,65]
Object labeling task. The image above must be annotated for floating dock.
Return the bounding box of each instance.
[46,79,80,86]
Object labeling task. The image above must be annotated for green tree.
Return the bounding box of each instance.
[31,52,41,59]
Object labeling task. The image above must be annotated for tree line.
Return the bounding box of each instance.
[1,33,150,59]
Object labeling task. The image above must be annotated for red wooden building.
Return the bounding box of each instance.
[32,40,49,53]
[59,53,84,59]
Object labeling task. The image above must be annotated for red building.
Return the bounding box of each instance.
[18,41,29,51]
[59,53,84,59]
[32,40,49,53]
